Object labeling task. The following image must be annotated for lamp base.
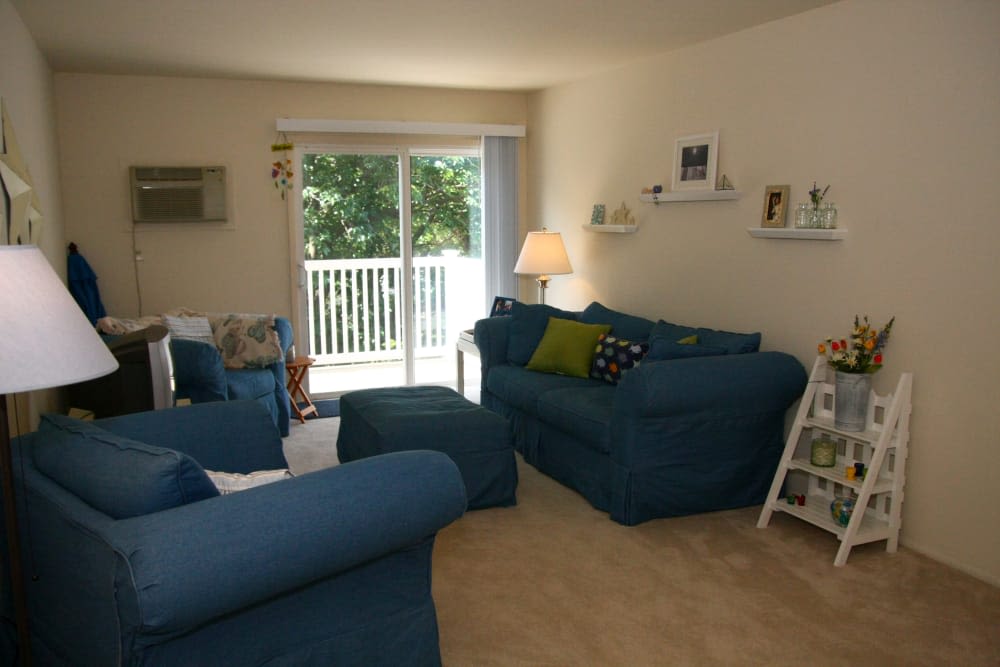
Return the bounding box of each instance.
[535,275,550,304]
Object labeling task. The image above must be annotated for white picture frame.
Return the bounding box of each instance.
[671,131,719,192]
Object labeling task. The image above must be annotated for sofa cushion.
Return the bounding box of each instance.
[526,318,612,378]
[536,385,616,454]
[647,319,761,359]
[647,332,728,361]
[34,414,219,519]
[171,338,229,403]
[590,334,649,385]
[487,365,595,414]
[579,302,655,341]
[507,301,578,366]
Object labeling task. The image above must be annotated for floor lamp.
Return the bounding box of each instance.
[513,229,572,304]
[0,246,118,665]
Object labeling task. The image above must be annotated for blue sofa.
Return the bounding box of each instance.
[475,301,807,526]
[1,401,467,665]
[170,316,295,436]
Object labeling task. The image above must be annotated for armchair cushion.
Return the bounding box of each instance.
[210,313,284,369]
[163,314,215,346]
[33,414,219,519]
[170,338,228,402]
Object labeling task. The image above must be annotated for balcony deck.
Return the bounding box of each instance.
[306,353,481,400]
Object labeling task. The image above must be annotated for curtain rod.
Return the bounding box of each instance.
[276,118,525,138]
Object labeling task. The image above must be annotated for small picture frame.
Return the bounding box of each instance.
[671,131,719,192]
[490,296,516,317]
[761,185,790,228]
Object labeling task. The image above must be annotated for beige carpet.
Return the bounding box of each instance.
[284,417,1000,666]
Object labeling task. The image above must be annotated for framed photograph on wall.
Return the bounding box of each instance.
[671,131,719,192]
[490,296,516,317]
[761,185,790,228]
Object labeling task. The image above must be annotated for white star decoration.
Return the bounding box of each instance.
[0,98,44,245]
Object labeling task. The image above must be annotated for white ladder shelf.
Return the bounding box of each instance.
[757,356,912,566]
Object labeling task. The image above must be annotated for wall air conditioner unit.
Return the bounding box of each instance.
[130,166,227,223]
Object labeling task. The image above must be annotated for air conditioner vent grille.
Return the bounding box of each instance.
[130,166,227,223]
[136,188,204,220]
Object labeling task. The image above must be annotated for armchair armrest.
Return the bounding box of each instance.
[105,450,467,637]
[95,400,287,473]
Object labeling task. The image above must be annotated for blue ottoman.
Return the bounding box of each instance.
[337,386,517,509]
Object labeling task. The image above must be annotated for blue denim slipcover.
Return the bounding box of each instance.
[475,305,807,525]
[1,400,466,665]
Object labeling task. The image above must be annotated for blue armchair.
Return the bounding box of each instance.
[170,316,295,436]
[2,401,467,665]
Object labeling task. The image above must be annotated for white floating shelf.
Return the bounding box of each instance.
[640,190,742,203]
[582,224,638,234]
[747,227,847,241]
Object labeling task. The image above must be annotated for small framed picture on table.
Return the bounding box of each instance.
[490,296,516,317]
[761,185,790,228]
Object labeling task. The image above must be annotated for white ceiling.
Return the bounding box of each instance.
[13,0,836,91]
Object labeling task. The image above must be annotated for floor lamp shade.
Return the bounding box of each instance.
[0,245,118,394]
[1,245,119,665]
[514,230,572,303]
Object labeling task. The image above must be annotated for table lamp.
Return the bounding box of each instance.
[513,229,572,304]
[0,245,119,665]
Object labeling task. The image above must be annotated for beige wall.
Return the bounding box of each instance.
[1,0,65,424]
[526,0,1000,584]
[54,75,527,323]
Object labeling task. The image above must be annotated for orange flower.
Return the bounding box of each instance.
[818,343,827,354]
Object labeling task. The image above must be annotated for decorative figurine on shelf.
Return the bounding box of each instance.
[610,201,636,226]
[718,174,735,190]
[590,204,605,225]
[652,184,663,194]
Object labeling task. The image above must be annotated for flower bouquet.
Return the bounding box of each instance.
[819,315,895,430]
[818,315,895,374]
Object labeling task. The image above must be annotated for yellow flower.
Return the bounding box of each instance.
[864,338,876,351]
[818,343,827,354]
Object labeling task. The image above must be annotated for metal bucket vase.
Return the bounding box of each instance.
[834,371,871,431]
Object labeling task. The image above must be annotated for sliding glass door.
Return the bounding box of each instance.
[294,145,482,396]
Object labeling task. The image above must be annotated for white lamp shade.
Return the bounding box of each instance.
[0,245,118,394]
[513,230,573,276]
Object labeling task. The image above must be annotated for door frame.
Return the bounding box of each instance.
[288,142,481,390]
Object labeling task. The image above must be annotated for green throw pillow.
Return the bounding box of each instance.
[677,334,698,345]
[526,317,612,378]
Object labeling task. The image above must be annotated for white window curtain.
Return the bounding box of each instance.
[482,136,519,311]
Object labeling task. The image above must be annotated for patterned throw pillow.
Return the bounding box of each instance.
[163,314,216,347]
[590,334,649,385]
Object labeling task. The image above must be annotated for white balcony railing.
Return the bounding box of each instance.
[304,256,482,367]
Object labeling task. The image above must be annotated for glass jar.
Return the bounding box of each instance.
[810,436,837,467]
[820,202,838,229]
[794,203,813,229]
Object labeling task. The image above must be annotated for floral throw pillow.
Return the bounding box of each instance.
[209,314,283,369]
[590,334,649,385]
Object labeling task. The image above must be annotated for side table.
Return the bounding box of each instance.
[455,329,479,395]
[285,356,318,423]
